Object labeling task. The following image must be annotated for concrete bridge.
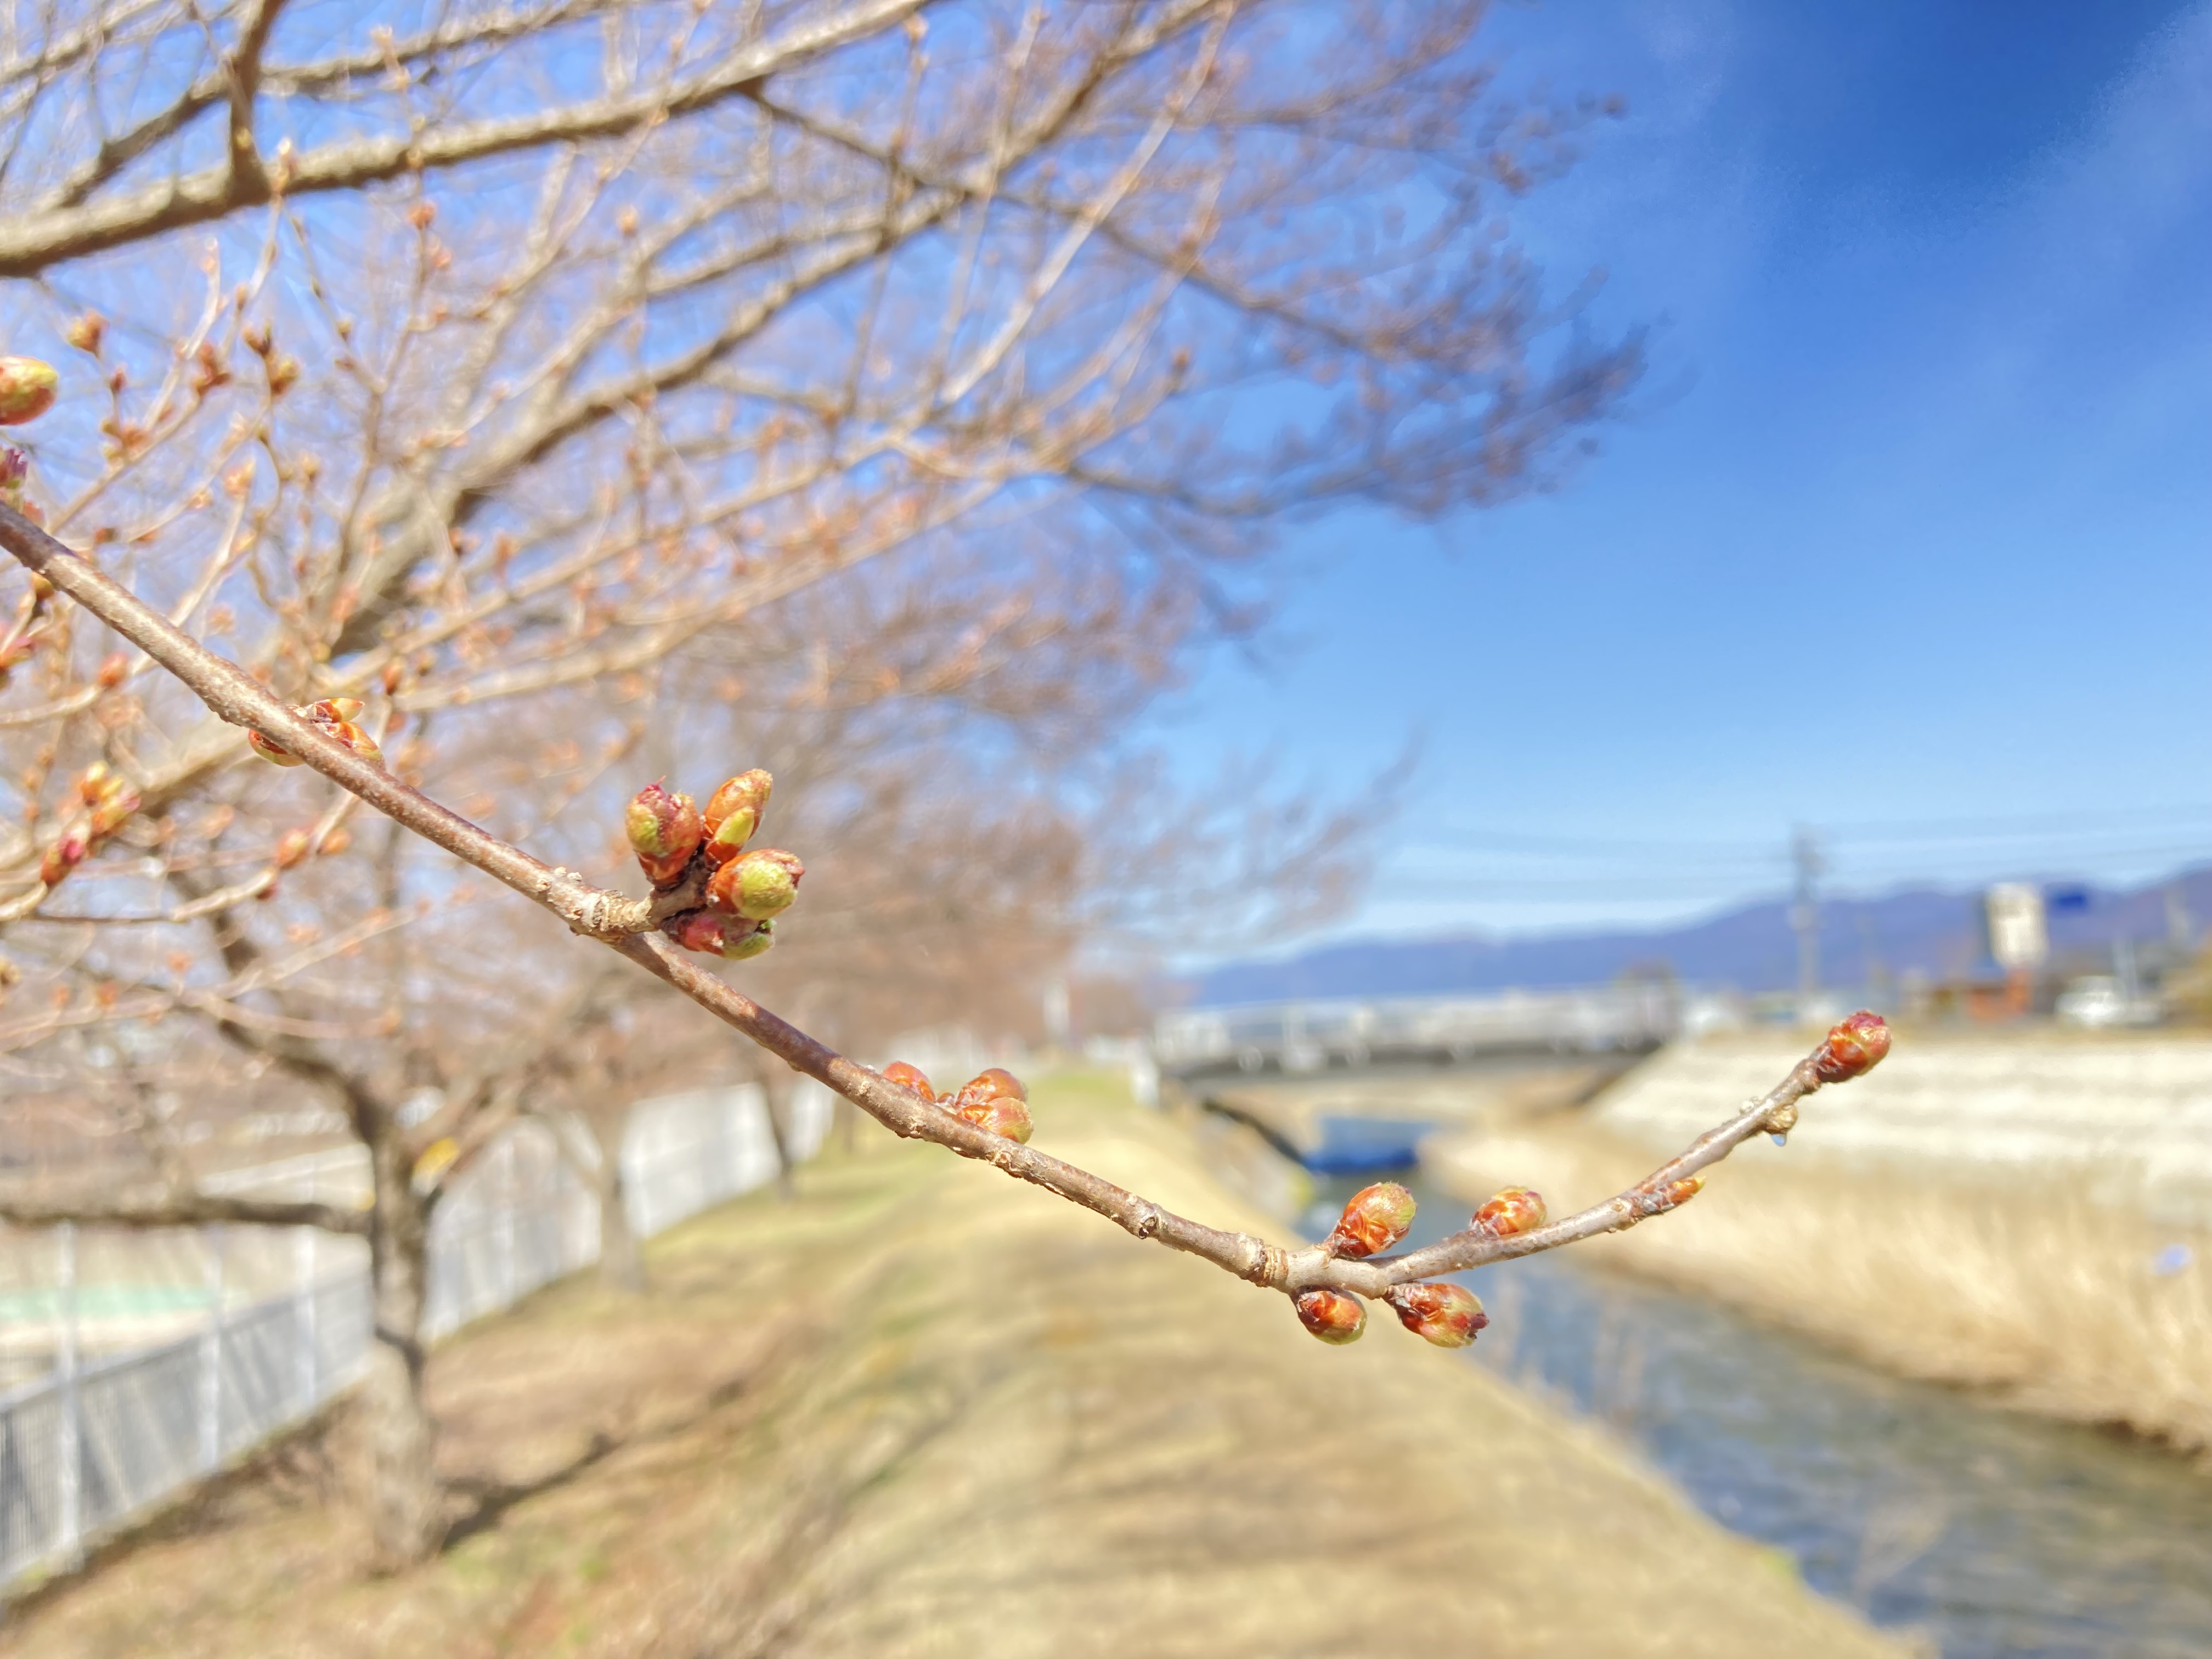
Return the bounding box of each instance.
[1154,983,1681,1080]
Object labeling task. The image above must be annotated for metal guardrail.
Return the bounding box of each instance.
[1154,984,1681,1074]
[0,1082,828,1588]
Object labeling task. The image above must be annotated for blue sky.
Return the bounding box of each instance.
[1160,0,2212,943]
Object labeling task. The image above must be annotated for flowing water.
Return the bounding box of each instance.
[1305,1171,2212,1659]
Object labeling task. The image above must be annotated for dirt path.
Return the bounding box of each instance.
[0,1074,1905,1658]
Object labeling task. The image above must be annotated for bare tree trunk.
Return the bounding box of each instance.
[763,1080,797,1202]
[592,1114,647,1294]
[363,1138,444,1570]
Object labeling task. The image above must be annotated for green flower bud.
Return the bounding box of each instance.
[0,357,59,426]
[1385,1282,1487,1348]
[703,769,772,863]
[1325,1181,1417,1259]
[1293,1288,1366,1345]
[708,847,803,920]
[721,917,774,960]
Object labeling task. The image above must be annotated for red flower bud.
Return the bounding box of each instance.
[951,1068,1027,1109]
[958,1094,1034,1143]
[94,653,128,690]
[1385,1282,1488,1348]
[881,1062,935,1100]
[39,833,87,888]
[274,828,313,870]
[666,910,772,960]
[324,720,382,766]
[248,729,303,767]
[248,702,382,769]
[1293,1288,1367,1345]
[707,847,803,919]
[64,313,104,356]
[702,769,772,863]
[1472,1186,1547,1238]
[1325,1181,1417,1259]
[1814,1010,1892,1084]
[0,357,59,425]
[625,783,703,887]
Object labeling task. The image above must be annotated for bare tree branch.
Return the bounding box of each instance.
[0,502,1886,1299]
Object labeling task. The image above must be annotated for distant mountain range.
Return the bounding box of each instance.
[1183,865,2212,1007]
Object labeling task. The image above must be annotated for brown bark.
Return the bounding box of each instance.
[363,1136,444,1570]
[763,1081,798,1203]
[592,1124,647,1295]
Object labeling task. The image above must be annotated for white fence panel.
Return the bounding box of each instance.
[0,1086,796,1588]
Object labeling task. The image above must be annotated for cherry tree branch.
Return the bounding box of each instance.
[0,502,1881,1302]
[0,0,934,276]
[0,1187,368,1235]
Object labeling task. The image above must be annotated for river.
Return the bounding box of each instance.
[1304,1171,2212,1659]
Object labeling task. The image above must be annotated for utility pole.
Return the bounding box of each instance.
[1791,826,1824,1015]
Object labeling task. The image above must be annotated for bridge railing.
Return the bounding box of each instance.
[1155,984,1681,1074]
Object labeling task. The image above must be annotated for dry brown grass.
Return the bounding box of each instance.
[1430,1119,2212,1457]
[0,1073,1905,1658]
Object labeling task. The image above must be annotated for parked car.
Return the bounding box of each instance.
[2054,975,2163,1028]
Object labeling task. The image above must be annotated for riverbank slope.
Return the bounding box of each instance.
[1430,1031,2212,1455]
[3,1072,1902,1658]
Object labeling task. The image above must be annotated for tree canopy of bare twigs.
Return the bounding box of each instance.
[0,0,1655,1570]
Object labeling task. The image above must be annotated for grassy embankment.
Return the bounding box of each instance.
[1430,1035,2212,1458]
[2,1072,1904,1658]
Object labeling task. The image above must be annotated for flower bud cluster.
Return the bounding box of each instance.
[1813,1010,1892,1084]
[38,762,138,890]
[248,698,383,769]
[634,770,804,965]
[1291,1184,1500,1349]
[879,1061,1035,1143]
